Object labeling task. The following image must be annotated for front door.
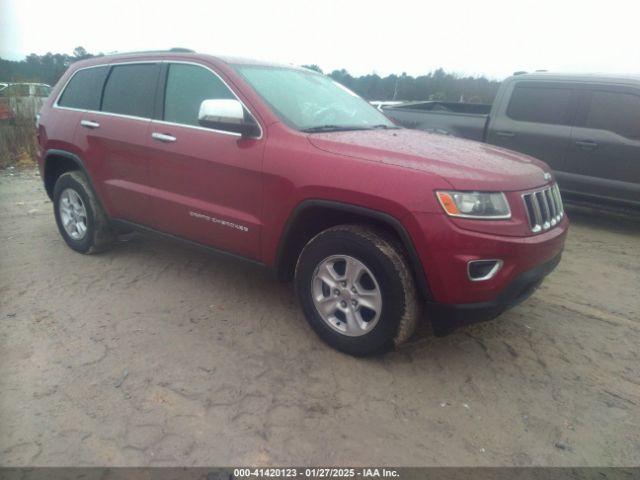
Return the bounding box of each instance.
[143,62,265,260]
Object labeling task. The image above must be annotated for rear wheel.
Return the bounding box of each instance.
[295,225,419,356]
[53,171,115,254]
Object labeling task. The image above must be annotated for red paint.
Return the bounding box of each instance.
[37,53,568,306]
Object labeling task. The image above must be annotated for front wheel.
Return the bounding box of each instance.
[295,225,419,356]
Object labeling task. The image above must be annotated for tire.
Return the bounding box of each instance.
[53,171,115,254]
[295,224,419,356]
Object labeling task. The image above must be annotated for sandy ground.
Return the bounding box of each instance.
[0,168,638,467]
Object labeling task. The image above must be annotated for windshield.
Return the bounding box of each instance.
[235,65,396,132]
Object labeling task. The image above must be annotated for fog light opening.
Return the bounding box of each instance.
[468,259,503,281]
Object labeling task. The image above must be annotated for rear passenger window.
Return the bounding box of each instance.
[584,91,640,139]
[102,64,159,118]
[58,67,108,110]
[164,63,235,127]
[507,85,572,125]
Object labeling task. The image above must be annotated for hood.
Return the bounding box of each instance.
[307,128,550,191]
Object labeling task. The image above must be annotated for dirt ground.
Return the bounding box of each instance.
[0,168,638,467]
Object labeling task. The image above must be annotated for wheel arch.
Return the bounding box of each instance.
[43,149,93,200]
[275,199,432,301]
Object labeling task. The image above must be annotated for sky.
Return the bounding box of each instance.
[1,0,639,80]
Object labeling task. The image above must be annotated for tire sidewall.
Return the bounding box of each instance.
[53,173,96,254]
[296,230,406,356]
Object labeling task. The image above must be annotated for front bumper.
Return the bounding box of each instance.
[404,210,568,334]
[426,253,561,335]
[410,212,568,304]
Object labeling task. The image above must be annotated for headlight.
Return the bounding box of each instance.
[436,191,511,219]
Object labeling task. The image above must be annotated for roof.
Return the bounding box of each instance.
[74,50,307,71]
[215,55,308,70]
[505,72,640,86]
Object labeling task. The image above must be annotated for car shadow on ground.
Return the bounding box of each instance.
[109,201,640,368]
[107,227,542,367]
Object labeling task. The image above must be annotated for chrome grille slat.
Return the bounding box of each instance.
[522,183,564,233]
[538,191,551,229]
[545,189,557,224]
[531,195,544,230]
[553,184,564,216]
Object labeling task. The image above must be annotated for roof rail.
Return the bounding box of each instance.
[105,48,195,56]
[513,71,528,76]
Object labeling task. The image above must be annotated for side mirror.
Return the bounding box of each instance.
[198,99,259,137]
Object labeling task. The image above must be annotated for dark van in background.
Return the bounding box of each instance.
[383,73,640,209]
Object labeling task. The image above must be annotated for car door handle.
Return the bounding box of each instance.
[575,140,598,150]
[151,132,177,143]
[80,120,100,129]
[495,131,516,138]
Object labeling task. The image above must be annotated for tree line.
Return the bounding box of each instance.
[0,47,96,86]
[303,65,500,104]
[0,48,501,104]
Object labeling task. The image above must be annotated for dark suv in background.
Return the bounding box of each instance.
[384,73,640,209]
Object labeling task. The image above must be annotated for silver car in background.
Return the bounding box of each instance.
[0,82,52,122]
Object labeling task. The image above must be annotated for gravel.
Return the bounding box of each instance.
[1,168,639,466]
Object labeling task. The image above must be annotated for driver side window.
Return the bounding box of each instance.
[164,63,235,127]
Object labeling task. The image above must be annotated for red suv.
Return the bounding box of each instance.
[36,50,568,356]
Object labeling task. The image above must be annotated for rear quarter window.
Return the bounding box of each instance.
[101,64,159,118]
[506,85,573,125]
[58,67,109,110]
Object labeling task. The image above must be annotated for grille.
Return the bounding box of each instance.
[522,184,564,233]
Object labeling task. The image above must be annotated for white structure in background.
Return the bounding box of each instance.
[369,100,405,111]
[0,82,52,121]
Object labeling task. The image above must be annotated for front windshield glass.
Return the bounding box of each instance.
[235,65,396,132]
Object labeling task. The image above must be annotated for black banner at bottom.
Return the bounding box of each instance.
[0,467,638,480]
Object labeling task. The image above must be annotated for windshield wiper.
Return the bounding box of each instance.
[301,124,401,133]
[301,125,373,133]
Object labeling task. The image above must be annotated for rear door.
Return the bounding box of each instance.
[562,86,640,206]
[487,81,577,172]
[143,62,264,260]
[75,62,161,223]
